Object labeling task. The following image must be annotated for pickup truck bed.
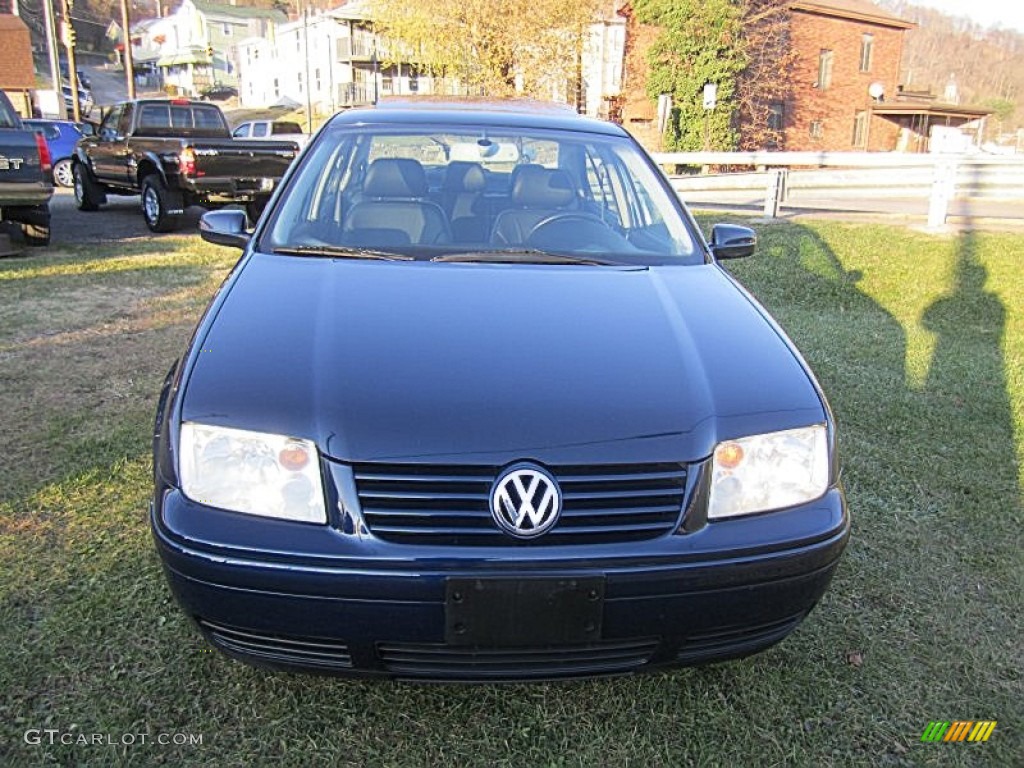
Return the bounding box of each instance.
[72,99,298,232]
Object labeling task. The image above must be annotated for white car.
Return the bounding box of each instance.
[232,120,308,148]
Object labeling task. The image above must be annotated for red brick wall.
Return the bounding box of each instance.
[787,10,905,151]
[619,5,663,152]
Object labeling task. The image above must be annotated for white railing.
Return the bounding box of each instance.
[650,151,1024,227]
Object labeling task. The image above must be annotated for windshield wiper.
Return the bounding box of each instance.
[431,249,623,266]
[272,245,413,261]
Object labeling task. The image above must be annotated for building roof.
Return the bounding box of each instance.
[872,102,992,119]
[0,15,35,89]
[789,0,915,29]
[190,0,286,23]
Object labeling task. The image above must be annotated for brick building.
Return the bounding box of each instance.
[0,13,36,117]
[786,0,912,151]
[620,0,988,153]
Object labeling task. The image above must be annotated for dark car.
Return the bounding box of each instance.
[200,85,238,101]
[151,101,848,681]
[61,84,94,118]
[59,63,91,90]
[23,119,88,187]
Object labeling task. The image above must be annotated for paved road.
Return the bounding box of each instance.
[48,188,204,246]
[83,64,131,112]
[681,191,1024,229]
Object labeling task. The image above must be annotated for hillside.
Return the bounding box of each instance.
[879,0,1023,137]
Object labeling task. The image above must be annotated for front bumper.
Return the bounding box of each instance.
[151,479,849,681]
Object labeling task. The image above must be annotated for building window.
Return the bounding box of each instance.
[767,101,785,132]
[860,34,873,72]
[222,23,232,37]
[273,78,279,97]
[315,68,321,91]
[852,111,868,147]
[817,49,833,90]
[810,120,824,139]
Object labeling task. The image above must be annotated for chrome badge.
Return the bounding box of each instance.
[490,464,562,539]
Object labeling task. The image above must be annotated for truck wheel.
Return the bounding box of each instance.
[141,175,184,233]
[246,196,269,225]
[73,163,104,211]
[53,158,74,188]
[19,205,51,247]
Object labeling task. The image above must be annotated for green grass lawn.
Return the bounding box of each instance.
[0,220,1020,766]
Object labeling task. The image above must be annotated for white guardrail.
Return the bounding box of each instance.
[651,151,1024,226]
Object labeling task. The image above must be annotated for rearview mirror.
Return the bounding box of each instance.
[199,209,250,249]
[709,223,756,260]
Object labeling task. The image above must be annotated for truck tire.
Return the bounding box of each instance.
[73,162,105,211]
[20,205,51,247]
[141,175,184,233]
[246,196,270,225]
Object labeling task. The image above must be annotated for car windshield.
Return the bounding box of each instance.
[260,124,699,265]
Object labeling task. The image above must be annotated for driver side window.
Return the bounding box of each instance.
[100,105,123,139]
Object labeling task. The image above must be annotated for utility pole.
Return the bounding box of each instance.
[121,0,136,99]
[303,6,312,132]
[59,0,80,122]
[42,0,64,115]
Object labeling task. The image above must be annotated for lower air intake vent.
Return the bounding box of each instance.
[378,638,659,680]
[199,619,353,670]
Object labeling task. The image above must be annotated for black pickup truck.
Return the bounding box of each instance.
[0,91,53,247]
[72,98,299,232]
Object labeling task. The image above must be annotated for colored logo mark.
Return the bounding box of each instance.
[921,721,997,743]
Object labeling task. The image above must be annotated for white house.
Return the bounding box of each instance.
[233,0,624,119]
[236,2,436,115]
[133,0,285,97]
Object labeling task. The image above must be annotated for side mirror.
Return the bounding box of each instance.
[199,209,250,249]
[709,223,756,260]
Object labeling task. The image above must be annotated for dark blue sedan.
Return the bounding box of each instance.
[151,101,848,681]
[23,119,89,187]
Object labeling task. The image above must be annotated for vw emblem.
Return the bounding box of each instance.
[490,464,562,539]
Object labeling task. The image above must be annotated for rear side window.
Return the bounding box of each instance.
[252,123,268,138]
[137,104,228,137]
[272,122,303,135]
[26,122,61,140]
[0,93,20,128]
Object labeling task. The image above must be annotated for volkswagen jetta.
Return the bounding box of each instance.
[151,101,849,680]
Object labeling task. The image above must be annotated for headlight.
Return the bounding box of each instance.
[708,425,830,519]
[178,422,327,524]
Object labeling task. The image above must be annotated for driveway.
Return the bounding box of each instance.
[48,188,204,246]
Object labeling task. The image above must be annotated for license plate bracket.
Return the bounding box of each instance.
[445,577,604,646]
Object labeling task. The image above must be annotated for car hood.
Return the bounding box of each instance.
[181,254,825,465]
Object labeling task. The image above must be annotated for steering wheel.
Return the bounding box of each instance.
[526,212,628,252]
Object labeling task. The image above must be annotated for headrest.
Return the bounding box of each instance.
[443,161,486,192]
[511,166,576,208]
[363,158,428,198]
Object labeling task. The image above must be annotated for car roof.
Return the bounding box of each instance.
[328,99,628,137]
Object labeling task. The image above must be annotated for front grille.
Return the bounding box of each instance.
[353,462,687,545]
[199,620,353,670]
[675,613,805,665]
[378,638,659,680]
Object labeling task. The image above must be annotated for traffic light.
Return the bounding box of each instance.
[206,45,214,59]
